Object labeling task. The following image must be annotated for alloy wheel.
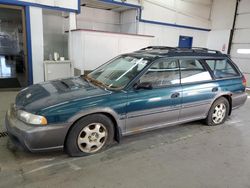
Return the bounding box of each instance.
[77,123,108,153]
[212,103,226,124]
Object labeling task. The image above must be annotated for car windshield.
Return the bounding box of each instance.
[86,55,149,89]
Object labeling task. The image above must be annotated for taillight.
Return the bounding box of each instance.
[242,75,247,87]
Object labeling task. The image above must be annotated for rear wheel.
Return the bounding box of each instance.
[205,97,230,126]
[65,114,114,157]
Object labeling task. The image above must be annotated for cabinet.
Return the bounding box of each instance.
[44,60,71,81]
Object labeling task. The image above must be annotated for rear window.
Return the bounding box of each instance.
[205,59,239,79]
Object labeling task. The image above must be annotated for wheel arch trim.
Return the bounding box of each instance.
[210,92,232,115]
[67,108,124,142]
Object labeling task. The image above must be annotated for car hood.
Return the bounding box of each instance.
[15,77,111,113]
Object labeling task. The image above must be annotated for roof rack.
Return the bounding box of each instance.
[174,47,222,54]
[139,46,222,54]
[140,46,177,51]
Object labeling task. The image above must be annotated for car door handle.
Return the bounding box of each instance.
[212,87,218,92]
[171,92,180,98]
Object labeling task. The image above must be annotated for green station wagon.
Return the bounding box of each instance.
[5,46,247,156]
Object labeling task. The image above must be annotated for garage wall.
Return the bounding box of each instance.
[120,9,137,34]
[138,22,208,47]
[206,0,236,53]
[136,0,212,47]
[230,0,250,87]
[207,30,231,53]
[140,0,211,29]
[113,0,212,29]
[71,30,153,72]
[43,10,68,60]
[210,0,236,30]
[17,0,79,11]
[75,7,137,34]
[74,0,213,48]
[76,7,121,32]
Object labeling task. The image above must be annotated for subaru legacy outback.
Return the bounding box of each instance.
[5,46,247,156]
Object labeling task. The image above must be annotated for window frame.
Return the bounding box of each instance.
[202,57,241,80]
[126,56,243,90]
[178,57,213,85]
[128,57,182,90]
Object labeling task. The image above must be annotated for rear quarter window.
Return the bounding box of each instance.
[205,59,239,79]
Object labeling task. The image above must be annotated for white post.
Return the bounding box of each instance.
[29,6,44,83]
[68,12,77,76]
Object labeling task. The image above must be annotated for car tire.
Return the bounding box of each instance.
[205,97,230,126]
[65,114,114,157]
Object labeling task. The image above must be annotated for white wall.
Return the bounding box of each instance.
[206,0,236,53]
[230,0,250,87]
[207,30,231,53]
[210,0,236,30]
[17,0,78,11]
[43,10,68,60]
[120,9,138,34]
[29,7,44,83]
[76,7,121,32]
[138,22,208,47]
[138,0,213,48]
[74,0,213,48]
[75,7,138,34]
[141,0,212,29]
[71,30,153,71]
[113,0,140,6]
[113,0,212,30]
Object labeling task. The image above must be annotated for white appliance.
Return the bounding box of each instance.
[44,60,71,81]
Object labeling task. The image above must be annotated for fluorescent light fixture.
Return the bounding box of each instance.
[237,49,250,54]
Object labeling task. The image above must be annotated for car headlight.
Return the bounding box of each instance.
[17,110,47,125]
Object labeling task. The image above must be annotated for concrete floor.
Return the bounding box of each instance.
[0,91,250,188]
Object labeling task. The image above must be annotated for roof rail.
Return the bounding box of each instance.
[139,46,222,54]
[140,46,177,51]
[180,47,222,54]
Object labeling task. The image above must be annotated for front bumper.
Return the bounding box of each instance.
[5,108,70,152]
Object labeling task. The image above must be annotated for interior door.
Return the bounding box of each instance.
[125,58,182,134]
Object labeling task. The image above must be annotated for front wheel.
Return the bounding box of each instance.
[65,114,114,157]
[205,97,230,126]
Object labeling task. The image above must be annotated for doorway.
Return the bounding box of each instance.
[0,4,28,89]
[178,35,193,48]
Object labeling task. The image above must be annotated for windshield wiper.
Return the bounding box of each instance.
[82,74,109,89]
[82,74,90,84]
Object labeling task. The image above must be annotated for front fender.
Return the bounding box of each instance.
[67,107,126,141]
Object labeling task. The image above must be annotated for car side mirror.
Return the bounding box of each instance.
[134,82,153,90]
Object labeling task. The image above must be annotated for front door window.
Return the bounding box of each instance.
[139,59,180,87]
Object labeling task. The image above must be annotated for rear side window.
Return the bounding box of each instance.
[205,59,239,79]
[180,59,212,84]
[139,59,180,87]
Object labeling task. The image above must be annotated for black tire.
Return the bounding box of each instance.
[65,114,114,157]
[205,97,230,126]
